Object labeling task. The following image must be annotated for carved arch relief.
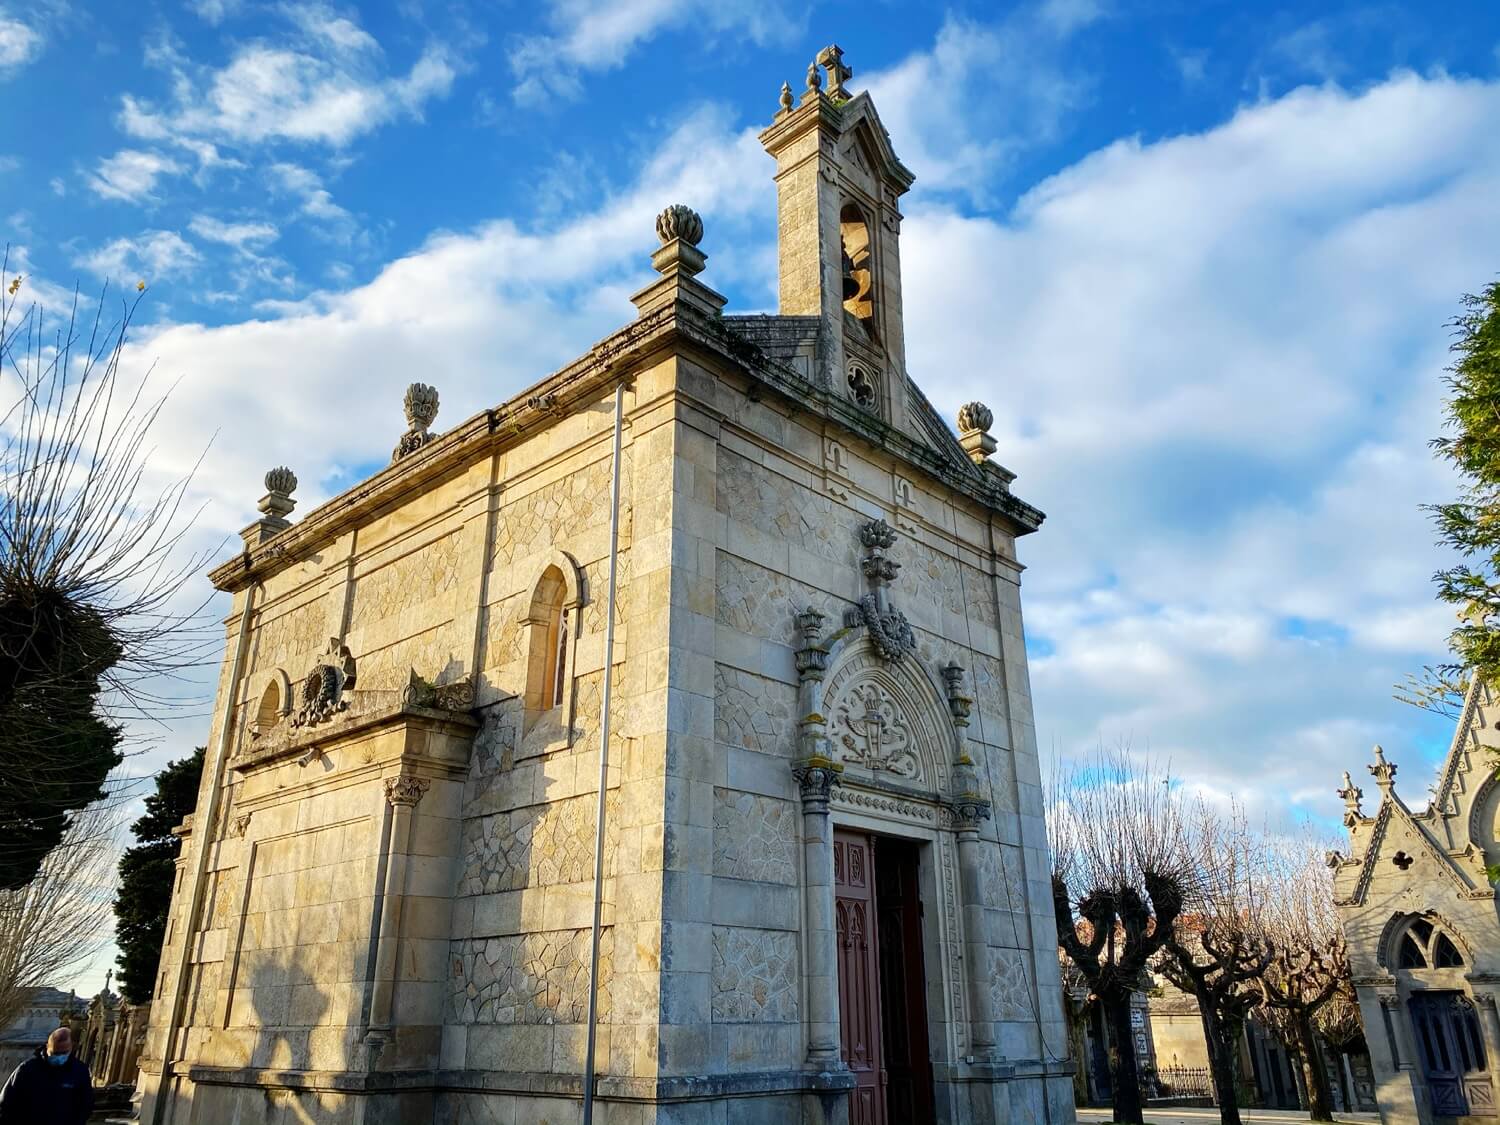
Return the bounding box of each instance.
[820,637,957,798]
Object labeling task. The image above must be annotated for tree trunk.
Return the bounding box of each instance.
[1294,1012,1335,1122]
[1105,988,1146,1125]
[1196,999,1243,1125]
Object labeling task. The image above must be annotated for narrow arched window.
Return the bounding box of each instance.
[528,565,570,716]
[840,203,874,323]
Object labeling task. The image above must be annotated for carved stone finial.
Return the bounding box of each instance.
[805,60,822,92]
[941,662,973,727]
[816,44,852,99]
[656,203,703,248]
[1368,744,1398,789]
[957,402,997,464]
[779,81,794,113]
[393,383,440,462]
[846,519,914,662]
[258,466,297,520]
[648,204,708,283]
[1337,770,1364,826]
[958,402,993,435]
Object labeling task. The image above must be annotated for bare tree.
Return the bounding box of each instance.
[0,257,212,889]
[1051,749,1193,1125]
[1258,832,1349,1123]
[0,797,123,1031]
[1157,800,1272,1125]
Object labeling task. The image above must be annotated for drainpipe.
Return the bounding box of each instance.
[582,381,626,1125]
[152,581,259,1125]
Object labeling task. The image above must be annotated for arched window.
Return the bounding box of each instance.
[840,203,874,323]
[255,680,282,733]
[1389,913,1467,971]
[527,565,572,716]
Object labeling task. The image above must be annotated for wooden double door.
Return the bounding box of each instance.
[1409,991,1495,1118]
[834,829,936,1125]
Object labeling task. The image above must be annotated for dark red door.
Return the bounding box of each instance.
[836,830,886,1125]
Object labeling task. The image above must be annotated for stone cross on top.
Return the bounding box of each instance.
[817,44,852,97]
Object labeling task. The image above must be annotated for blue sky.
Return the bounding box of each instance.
[5,1,1500,990]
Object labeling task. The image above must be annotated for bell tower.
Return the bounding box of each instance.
[760,45,916,431]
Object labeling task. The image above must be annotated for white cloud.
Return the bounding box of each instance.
[188,0,242,24]
[117,11,457,159]
[0,13,41,76]
[893,71,1500,815]
[188,215,279,250]
[268,161,356,233]
[80,44,1500,840]
[863,8,1103,203]
[79,230,202,283]
[88,149,185,201]
[510,0,805,105]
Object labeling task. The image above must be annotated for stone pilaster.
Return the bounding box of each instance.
[793,761,843,1065]
[951,794,997,1059]
[792,606,844,1067]
[364,773,430,1063]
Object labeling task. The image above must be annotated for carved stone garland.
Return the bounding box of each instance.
[845,519,915,662]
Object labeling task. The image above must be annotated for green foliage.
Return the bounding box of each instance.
[113,747,204,1004]
[0,587,124,889]
[1429,282,1500,681]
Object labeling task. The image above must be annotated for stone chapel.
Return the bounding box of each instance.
[135,46,1074,1125]
[1331,680,1500,1125]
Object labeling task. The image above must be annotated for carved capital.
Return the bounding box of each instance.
[792,761,842,811]
[232,813,252,838]
[384,775,430,807]
[949,792,992,831]
[1475,992,1498,1013]
[1378,992,1401,1011]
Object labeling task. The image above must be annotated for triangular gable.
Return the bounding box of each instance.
[837,94,915,193]
[1342,788,1487,907]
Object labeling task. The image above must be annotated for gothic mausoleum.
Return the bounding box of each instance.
[136,46,1073,1125]
[1331,680,1500,1125]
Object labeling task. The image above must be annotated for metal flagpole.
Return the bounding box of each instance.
[582,380,625,1124]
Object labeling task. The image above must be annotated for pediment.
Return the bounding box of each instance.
[837,94,915,194]
[1341,793,1490,907]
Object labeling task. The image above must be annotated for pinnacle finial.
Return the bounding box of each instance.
[259,467,297,519]
[393,383,440,462]
[779,81,794,113]
[1368,744,1398,788]
[655,203,703,248]
[806,60,821,92]
[957,402,997,464]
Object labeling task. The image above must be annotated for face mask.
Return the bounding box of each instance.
[47,1053,68,1066]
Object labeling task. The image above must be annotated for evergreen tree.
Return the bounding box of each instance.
[113,747,204,1003]
[1430,282,1500,679]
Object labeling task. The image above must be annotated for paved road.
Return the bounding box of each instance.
[1078,1108,1379,1125]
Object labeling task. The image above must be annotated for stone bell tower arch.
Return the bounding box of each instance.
[760,44,917,436]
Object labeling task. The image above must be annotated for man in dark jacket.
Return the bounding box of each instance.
[0,1026,94,1124]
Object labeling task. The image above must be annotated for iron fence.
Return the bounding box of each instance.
[1154,1065,1215,1100]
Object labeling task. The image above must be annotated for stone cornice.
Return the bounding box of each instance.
[210,299,1043,594]
[229,690,479,775]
